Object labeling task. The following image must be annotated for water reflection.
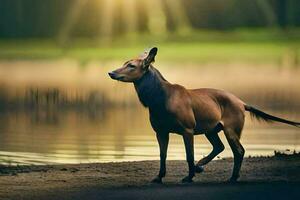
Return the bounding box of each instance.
[0,60,300,165]
[0,107,299,165]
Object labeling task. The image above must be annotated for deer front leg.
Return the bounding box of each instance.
[151,132,169,184]
[182,131,195,183]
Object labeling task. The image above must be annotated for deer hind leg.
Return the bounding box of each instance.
[195,123,224,173]
[182,129,195,183]
[224,126,245,182]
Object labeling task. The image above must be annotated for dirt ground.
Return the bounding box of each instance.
[1,154,300,200]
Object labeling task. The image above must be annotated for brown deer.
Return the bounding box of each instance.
[108,47,300,183]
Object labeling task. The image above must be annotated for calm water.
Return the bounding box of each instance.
[0,107,299,165]
[0,60,300,165]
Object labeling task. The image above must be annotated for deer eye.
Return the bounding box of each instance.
[127,64,136,69]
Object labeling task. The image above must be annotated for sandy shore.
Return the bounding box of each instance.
[1,154,300,200]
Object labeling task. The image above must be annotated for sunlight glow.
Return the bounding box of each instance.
[145,0,167,36]
[57,0,193,44]
[165,0,192,35]
[98,0,116,42]
[58,0,88,44]
[122,0,138,38]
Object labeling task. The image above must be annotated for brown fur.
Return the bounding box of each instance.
[109,47,300,183]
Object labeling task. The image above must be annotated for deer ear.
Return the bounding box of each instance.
[143,47,158,69]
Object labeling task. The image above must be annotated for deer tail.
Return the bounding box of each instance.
[244,105,300,128]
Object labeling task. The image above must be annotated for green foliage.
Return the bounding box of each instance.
[0,29,299,64]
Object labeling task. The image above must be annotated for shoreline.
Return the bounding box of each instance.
[1,154,300,199]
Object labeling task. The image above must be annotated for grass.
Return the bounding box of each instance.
[0,29,300,64]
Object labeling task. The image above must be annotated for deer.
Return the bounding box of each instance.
[108,47,300,184]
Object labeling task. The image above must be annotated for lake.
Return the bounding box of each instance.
[0,107,299,165]
[0,60,299,165]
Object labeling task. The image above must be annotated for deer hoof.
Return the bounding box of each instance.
[151,176,162,184]
[227,175,239,183]
[181,176,194,183]
[195,165,204,173]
